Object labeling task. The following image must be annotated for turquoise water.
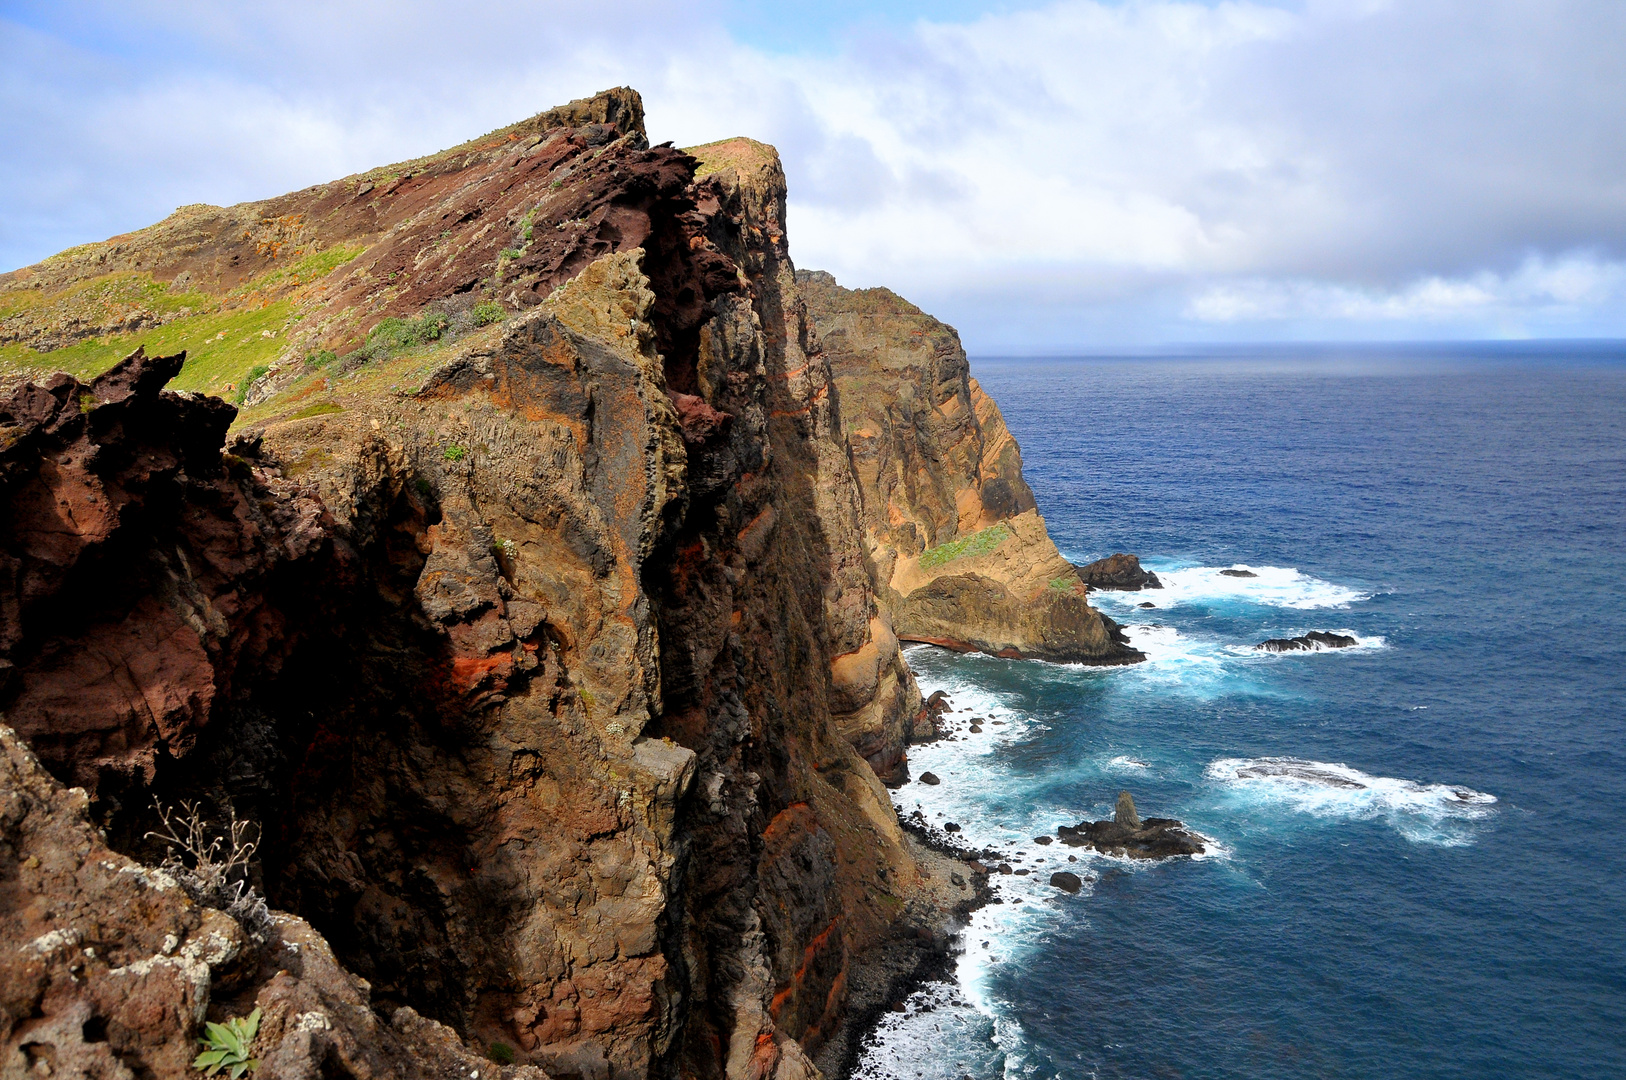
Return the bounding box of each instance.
[854,347,1626,1080]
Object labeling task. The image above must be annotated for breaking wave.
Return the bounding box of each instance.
[1205,756,1497,845]
[1095,564,1370,610]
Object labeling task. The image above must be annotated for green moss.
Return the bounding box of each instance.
[284,400,343,421]
[918,522,1013,571]
[1049,576,1077,591]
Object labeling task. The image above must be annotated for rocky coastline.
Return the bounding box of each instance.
[0,88,1166,1080]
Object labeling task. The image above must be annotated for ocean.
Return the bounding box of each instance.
[852,345,1626,1080]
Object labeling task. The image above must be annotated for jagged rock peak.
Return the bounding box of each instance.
[521,85,648,149]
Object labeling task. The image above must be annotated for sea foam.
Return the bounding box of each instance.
[1094,564,1370,610]
[1205,756,1497,845]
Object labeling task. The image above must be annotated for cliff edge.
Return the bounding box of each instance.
[0,89,1118,1080]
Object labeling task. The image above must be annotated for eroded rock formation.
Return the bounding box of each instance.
[0,89,1101,1080]
[797,272,1140,666]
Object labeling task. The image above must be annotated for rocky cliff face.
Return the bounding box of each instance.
[797,274,1140,666]
[0,89,1109,1080]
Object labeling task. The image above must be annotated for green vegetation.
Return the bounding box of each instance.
[443,444,467,462]
[488,1043,516,1065]
[234,365,270,405]
[305,349,338,369]
[471,300,506,326]
[918,522,1013,571]
[285,400,343,421]
[499,247,523,260]
[1,298,295,398]
[193,1007,260,1078]
[229,244,365,297]
[1049,576,1078,591]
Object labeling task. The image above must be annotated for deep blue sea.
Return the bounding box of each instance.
[854,345,1626,1080]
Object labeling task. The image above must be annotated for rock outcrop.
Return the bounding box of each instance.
[1076,553,1162,591]
[1056,793,1204,860]
[0,88,1113,1080]
[1256,631,1358,652]
[796,272,1140,666]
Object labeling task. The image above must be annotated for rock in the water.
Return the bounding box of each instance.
[1139,601,1157,608]
[1033,835,1053,845]
[1050,871,1083,893]
[1058,794,1204,860]
[1256,631,1358,652]
[920,771,942,785]
[1114,791,1141,829]
[1220,568,1258,578]
[1077,553,1163,591]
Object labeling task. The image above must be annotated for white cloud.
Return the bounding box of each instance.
[4,0,1625,345]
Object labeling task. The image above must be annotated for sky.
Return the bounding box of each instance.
[3,0,1624,350]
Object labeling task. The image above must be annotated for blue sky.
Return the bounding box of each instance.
[3,1,1623,349]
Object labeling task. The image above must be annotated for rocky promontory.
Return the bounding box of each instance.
[1076,553,1163,591]
[797,273,1141,667]
[0,88,1114,1080]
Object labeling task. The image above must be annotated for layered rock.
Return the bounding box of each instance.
[0,88,1103,1080]
[797,272,1139,666]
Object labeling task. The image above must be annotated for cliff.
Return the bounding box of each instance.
[0,89,1119,1080]
[797,273,1139,665]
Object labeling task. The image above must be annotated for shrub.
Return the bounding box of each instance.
[471,300,506,326]
[443,444,467,462]
[488,1043,516,1065]
[234,365,271,405]
[499,247,523,260]
[304,349,338,368]
[146,801,272,944]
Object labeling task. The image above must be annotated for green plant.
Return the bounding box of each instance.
[499,247,523,260]
[471,300,506,326]
[488,1042,516,1065]
[918,522,1013,571]
[234,365,271,405]
[193,1007,261,1078]
[305,349,338,368]
[443,444,467,462]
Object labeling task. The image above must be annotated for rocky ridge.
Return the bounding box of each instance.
[1,89,1132,1080]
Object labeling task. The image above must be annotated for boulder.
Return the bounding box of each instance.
[1220,568,1257,578]
[1050,871,1083,894]
[919,771,941,785]
[1077,553,1163,591]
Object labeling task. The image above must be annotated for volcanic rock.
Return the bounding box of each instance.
[1257,631,1358,652]
[1058,793,1204,860]
[1050,871,1083,893]
[1077,553,1163,591]
[920,772,942,785]
[1220,568,1258,578]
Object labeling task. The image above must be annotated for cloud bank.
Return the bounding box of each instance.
[3,0,1623,347]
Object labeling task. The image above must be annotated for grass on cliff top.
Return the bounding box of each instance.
[0,300,296,396]
[918,522,1013,571]
[687,137,780,180]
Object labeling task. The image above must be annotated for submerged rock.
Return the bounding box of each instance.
[1256,631,1358,652]
[1077,553,1163,591]
[1139,601,1157,608]
[1220,568,1258,578]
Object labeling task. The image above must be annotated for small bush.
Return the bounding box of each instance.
[305,349,338,368]
[471,301,506,327]
[499,247,523,260]
[443,445,467,462]
[488,1043,516,1065]
[234,365,271,405]
[147,801,272,944]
